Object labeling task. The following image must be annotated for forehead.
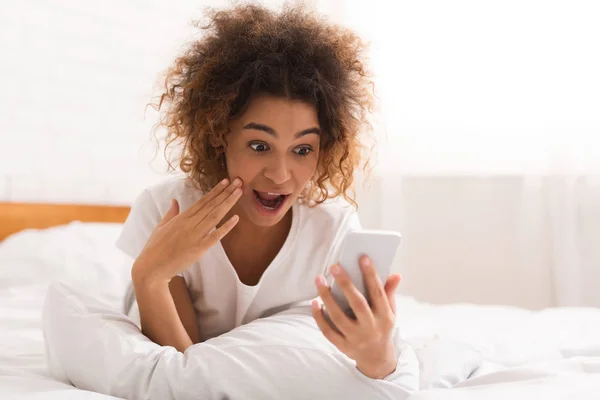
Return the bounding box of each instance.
[236,94,320,130]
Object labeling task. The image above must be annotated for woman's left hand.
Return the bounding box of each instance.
[312,255,402,380]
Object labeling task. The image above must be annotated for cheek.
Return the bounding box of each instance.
[225,149,257,179]
[228,157,261,180]
[295,154,320,182]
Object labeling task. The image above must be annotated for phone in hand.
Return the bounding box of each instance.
[324,229,402,325]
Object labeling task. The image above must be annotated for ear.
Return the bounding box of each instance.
[210,128,231,148]
[209,135,221,148]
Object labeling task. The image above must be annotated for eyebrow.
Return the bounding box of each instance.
[243,122,321,138]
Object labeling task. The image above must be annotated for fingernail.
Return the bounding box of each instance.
[220,178,229,186]
[360,256,371,268]
[233,178,242,187]
[315,275,327,287]
[331,264,341,276]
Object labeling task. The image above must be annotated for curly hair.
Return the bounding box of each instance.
[152,3,375,207]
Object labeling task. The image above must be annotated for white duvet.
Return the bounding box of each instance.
[1,222,599,399]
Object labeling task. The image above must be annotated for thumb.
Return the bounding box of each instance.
[159,198,179,226]
[384,274,402,314]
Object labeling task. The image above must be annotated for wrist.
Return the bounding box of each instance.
[356,342,398,380]
[131,260,169,290]
[357,359,397,380]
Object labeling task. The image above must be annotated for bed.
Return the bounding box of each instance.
[0,201,130,399]
[1,201,599,399]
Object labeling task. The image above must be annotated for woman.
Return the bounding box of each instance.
[117,3,403,380]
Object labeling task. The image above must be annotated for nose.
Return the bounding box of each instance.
[263,155,291,185]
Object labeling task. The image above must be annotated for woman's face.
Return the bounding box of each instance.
[224,94,321,227]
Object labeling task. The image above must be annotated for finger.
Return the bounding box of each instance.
[192,177,243,219]
[158,198,179,226]
[360,256,389,314]
[183,177,233,218]
[315,275,354,335]
[200,214,240,249]
[196,185,243,230]
[384,274,402,314]
[330,264,375,326]
[193,176,241,219]
[311,300,347,351]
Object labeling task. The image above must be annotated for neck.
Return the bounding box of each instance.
[223,206,293,243]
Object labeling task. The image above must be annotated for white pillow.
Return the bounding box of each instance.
[0,222,128,308]
[42,283,419,400]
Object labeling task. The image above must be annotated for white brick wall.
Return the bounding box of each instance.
[0,0,237,205]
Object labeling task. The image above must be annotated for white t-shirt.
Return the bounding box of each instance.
[115,175,361,341]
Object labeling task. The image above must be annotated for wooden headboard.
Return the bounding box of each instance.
[0,202,131,241]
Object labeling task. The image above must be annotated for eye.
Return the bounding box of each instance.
[249,142,269,152]
[294,146,313,157]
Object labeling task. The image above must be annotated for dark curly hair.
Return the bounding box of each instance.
[151,3,375,207]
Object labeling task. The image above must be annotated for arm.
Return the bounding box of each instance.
[125,180,242,351]
[132,268,200,352]
[169,276,201,344]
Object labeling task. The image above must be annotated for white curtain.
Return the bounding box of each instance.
[167,0,600,308]
[317,0,600,308]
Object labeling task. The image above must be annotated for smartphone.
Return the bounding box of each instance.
[324,229,402,324]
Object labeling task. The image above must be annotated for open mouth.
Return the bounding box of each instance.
[253,190,289,213]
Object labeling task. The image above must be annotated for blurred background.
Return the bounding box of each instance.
[1,0,599,309]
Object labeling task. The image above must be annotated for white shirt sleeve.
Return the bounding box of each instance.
[116,189,168,315]
[381,327,420,390]
[115,189,162,261]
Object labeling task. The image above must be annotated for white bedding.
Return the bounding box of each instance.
[1,222,600,399]
[0,222,127,399]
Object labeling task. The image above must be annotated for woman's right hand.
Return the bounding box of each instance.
[131,177,243,287]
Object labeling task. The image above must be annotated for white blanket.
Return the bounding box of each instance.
[1,222,600,398]
[4,284,600,399]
